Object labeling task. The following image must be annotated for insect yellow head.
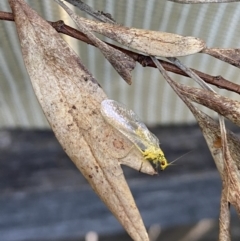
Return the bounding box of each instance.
[142,147,169,171]
[161,150,194,171]
[159,158,169,171]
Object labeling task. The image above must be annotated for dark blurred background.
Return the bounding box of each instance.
[1,123,240,241]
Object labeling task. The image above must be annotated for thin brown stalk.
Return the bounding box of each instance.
[1,11,240,94]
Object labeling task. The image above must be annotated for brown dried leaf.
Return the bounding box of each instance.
[202,48,240,68]
[150,57,240,178]
[220,116,240,182]
[187,104,240,179]
[162,64,240,218]
[218,105,240,240]
[219,188,230,241]
[175,83,240,127]
[9,0,155,240]
[55,0,135,85]
[176,87,240,180]
[175,75,240,220]
[62,12,205,57]
[152,53,240,241]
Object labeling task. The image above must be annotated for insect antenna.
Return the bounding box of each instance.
[168,150,194,167]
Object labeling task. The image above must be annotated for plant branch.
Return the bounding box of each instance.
[64,0,116,24]
[1,11,240,94]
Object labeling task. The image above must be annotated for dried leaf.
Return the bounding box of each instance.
[175,83,240,127]
[152,50,240,241]
[150,57,240,178]
[218,103,240,240]
[65,0,116,24]
[189,104,240,177]
[220,117,240,186]
[219,188,230,241]
[9,0,155,240]
[203,48,240,68]
[55,0,135,85]
[61,12,205,57]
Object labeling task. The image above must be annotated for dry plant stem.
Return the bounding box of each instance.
[155,56,240,238]
[151,57,235,240]
[166,58,228,173]
[49,19,240,94]
[64,0,116,23]
[219,115,233,241]
[167,58,229,164]
[54,0,135,85]
[59,16,205,57]
[139,56,240,94]
[153,57,240,176]
[219,101,240,209]
[167,57,226,156]
[163,76,240,227]
[150,57,216,128]
[150,57,203,120]
[168,79,240,174]
[167,57,215,92]
[2,11,240,94]
[202,48,240,69]
[64,0,236,74]
[219,189,230,241]
[53,1,206,57]
[151,57,184,97]
[190,116,231,241]
[48,1,240,72]
[218,118,240,240]
[168,55,240,217]
[176,84,240,127]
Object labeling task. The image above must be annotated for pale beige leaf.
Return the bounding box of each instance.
[175,83,240,127]
[9,0,155,240]
[55,0,135,85]
[64,13,205,57]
